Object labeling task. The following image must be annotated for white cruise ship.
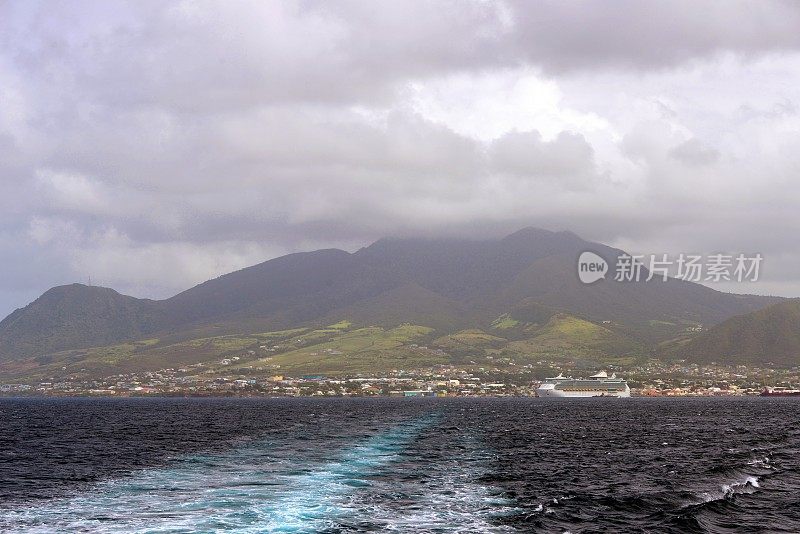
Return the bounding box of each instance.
[536,371,630,398]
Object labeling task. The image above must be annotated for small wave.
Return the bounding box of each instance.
[698,475,760,504]
[746,456,773,469]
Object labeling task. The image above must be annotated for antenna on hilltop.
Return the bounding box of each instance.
[88,275,92,287]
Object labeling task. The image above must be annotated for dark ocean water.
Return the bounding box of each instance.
[1,398,799,533]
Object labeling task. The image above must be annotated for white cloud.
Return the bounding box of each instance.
[409,69,609,141]
[35,170,109,213]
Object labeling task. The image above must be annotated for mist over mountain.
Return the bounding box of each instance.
[0,228,781,365]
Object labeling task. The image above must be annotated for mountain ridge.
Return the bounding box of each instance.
[0,227,782,364]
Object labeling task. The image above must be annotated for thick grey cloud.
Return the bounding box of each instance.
[508,0,800,71]
[491,130,596,187]
[2,0,800,316]
[668,139,720,166]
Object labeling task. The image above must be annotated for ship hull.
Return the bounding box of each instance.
[536,383,631,398]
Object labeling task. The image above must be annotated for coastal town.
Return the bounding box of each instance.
[3,359,799,398]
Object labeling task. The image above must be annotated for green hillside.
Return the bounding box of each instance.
[504,314,642,362]
[676,299,800,366]
[237,324,441,375]
[0,313,651,382]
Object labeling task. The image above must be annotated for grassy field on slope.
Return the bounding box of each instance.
[238,324,442,375]
[2,328,312,381]
[503,313,643,362]
[0,312,651,381]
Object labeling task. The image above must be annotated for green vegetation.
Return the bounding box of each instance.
[676,300,800,366]
[254,328,308,339]
[491,314,520,329]
[77,343,138,364]
[432,329,508,363]
[434,330,506,351]
[186,335,259,351]
[0,312,654,381]
[3,328,319,381]
[238,324,440,375]
[505,314,643,361]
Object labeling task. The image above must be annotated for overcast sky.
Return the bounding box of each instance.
[2,0,800,316]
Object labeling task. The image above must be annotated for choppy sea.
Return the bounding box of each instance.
[1,397,799,533]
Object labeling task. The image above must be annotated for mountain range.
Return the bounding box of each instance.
[0,228,788,378]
